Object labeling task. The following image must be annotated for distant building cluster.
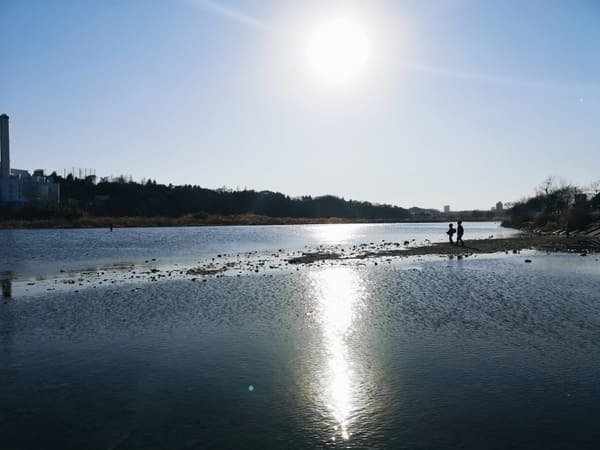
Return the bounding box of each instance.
[443,205,450,213]
[489,202,504,212]
[0,114,60,205]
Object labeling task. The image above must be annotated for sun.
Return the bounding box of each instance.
[306,18,370,83]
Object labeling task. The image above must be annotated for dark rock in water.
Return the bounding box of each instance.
[403,241,410,246]
[525,259,532,263]
[287,252,341,265]
[580,252,588,256]
[187,267,225,276]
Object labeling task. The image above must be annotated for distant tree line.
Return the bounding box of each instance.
[20,174,412,220]
[507,176,600,230]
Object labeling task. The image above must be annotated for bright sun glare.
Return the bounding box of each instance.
[306,18,370,83]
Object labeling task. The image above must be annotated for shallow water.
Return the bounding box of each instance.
[0,221,517,279]
[2,259,600,448]
[1,224,599,449]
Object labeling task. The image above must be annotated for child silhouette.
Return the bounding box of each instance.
[446,223,456,244]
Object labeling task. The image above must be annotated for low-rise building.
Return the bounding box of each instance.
[0,114,60,205]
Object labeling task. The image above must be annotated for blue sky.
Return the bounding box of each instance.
[1,0,599,210]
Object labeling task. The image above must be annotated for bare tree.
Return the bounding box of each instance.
[535,176,578,214]
[536,176,569,195]
[588,179,600,196]
[553,184,577,211]
[536,176,560,213]
[536,176,558,198]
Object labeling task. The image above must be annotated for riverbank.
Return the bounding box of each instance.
[0,214,505,229]
[3,231,597,302]
[288,234,600,264]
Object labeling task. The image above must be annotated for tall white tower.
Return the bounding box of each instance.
[0,114,10,202]
[0,114,9,179]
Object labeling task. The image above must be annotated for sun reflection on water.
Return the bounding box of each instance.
[309,223,365,245]
[311,267,366,442]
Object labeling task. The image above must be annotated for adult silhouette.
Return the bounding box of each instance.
[456,220,464,246]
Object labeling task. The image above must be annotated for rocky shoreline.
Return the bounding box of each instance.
[4,232,598,302]
[287,234,600,265]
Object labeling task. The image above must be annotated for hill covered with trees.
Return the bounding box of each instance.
[1,174,413,223]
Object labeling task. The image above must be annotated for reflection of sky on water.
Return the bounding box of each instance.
[309,223,365,245]
[2,253,600,448]
[310,267,366,442]
[1,222,518,279]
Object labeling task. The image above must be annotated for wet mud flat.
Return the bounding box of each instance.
[288,234,600,264]
[3,234,599,302]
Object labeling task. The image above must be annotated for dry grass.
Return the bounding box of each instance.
[0,214,493,229]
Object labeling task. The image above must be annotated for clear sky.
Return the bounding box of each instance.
[1,0,599,210]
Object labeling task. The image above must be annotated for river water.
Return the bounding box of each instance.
[1,222,599,449]
[1,222,518,279]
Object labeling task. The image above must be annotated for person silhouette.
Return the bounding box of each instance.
[456,220,464,246]
[446,223,456,244]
